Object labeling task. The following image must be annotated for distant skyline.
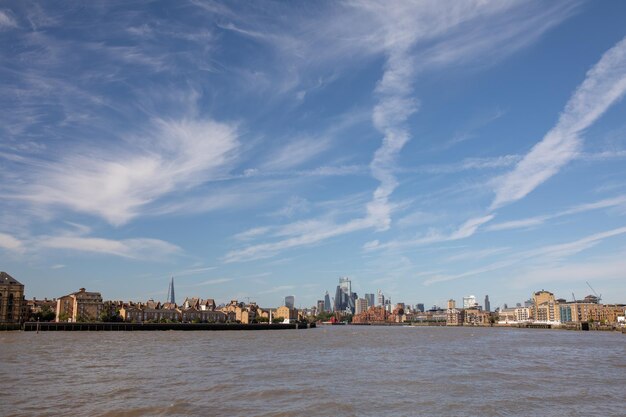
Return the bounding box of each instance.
[1,1,626,308]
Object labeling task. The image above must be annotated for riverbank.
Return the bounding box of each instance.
[15,322,316,331]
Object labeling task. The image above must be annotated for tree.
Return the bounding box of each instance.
[272,316,284,323]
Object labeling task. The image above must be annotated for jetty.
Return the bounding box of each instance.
[20,322,316,332]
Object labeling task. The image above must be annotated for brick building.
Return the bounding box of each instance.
[0,272,25,323]
[55,288,104,322]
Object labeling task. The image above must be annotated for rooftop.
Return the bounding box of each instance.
[1,271,22,286]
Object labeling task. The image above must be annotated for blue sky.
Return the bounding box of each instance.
[1,1,626,309]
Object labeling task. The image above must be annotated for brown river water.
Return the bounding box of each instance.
[1,326,625,417]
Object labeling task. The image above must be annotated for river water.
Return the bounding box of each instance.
[1,326,624,416]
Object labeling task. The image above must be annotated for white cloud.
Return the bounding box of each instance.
[491,36,626,209]
[449,215,495,240]
[220,1,577,262]
[423,225,626,285]
[0,232,22,251]
[233,227,271,241]
[5,117,239,225]
[418,155,521,174]
[261,136,331,171]
[0,10,17,29]
[486,216,549,232]
[365,215,494,252]
[487,195,626,231]
[38,236,182,260]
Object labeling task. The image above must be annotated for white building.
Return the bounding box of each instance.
[355,298,369,315]
[463,295,477,309]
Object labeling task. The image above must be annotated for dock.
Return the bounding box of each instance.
[19,322,316,331]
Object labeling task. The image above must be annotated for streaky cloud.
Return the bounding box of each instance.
[491,36,626,209]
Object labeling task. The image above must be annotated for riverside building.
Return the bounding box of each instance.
[55,288,103,322]
[0,272,25,323]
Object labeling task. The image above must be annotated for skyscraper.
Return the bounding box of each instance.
[377,289,385,306]
[365,293,375,308]
[334,277,356,313]
[166,277,176,305]
[285,295,295,309]
[416,303,425,312]
[484,295,491,312]
[324,291,331,312]
[463,295,477,309]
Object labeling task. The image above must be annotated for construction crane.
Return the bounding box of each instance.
[571,292,577,302]
[586,282,602,304]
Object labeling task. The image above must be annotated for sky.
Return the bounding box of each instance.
[1,1,626,309]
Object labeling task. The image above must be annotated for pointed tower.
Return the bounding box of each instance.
[166,277,176,304]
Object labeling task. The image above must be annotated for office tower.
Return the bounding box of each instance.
[324,291,331,312]
[285,295,295,309]
[334,277,355,313]
[355,298,369,315]
[377,289,385,306]
[463,295,477,309]
[166,277,176,304]
[364,293,374,307]
[484,295,491,312]
[447,299,456,309]
[317,300,325,314]
[416,303,424,312]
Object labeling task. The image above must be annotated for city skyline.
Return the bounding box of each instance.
[2,1,626,308]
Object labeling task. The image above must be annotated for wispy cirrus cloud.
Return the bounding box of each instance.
[223,1,572,262]
[487,194,626,231]
[363,214,494,252]
[1,117,239,226]
[0,232,22,251]
[424,225,626,285]
[37,236,182,260]
[261,136,331,171]
[491,36,626,210]
[0,10,17,29]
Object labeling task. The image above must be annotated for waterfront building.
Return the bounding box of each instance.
[464,308,491,326]
[25,297,56,321]
[274,306,298,322]
[284,295,295,309]
[181,297,217,311]
[355,298,369,315]
[484,295,491,312]
[0,272,25,323]
[557,302,626,325]
[352,305,406,324]
[446,308,463,326]
[497,307,517,324]
[515,307,530,322]
[447,299,456,309]
[531,290,558,323]
[119,302,227,323]
[56,288,104,322]
[462,295,477,309]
